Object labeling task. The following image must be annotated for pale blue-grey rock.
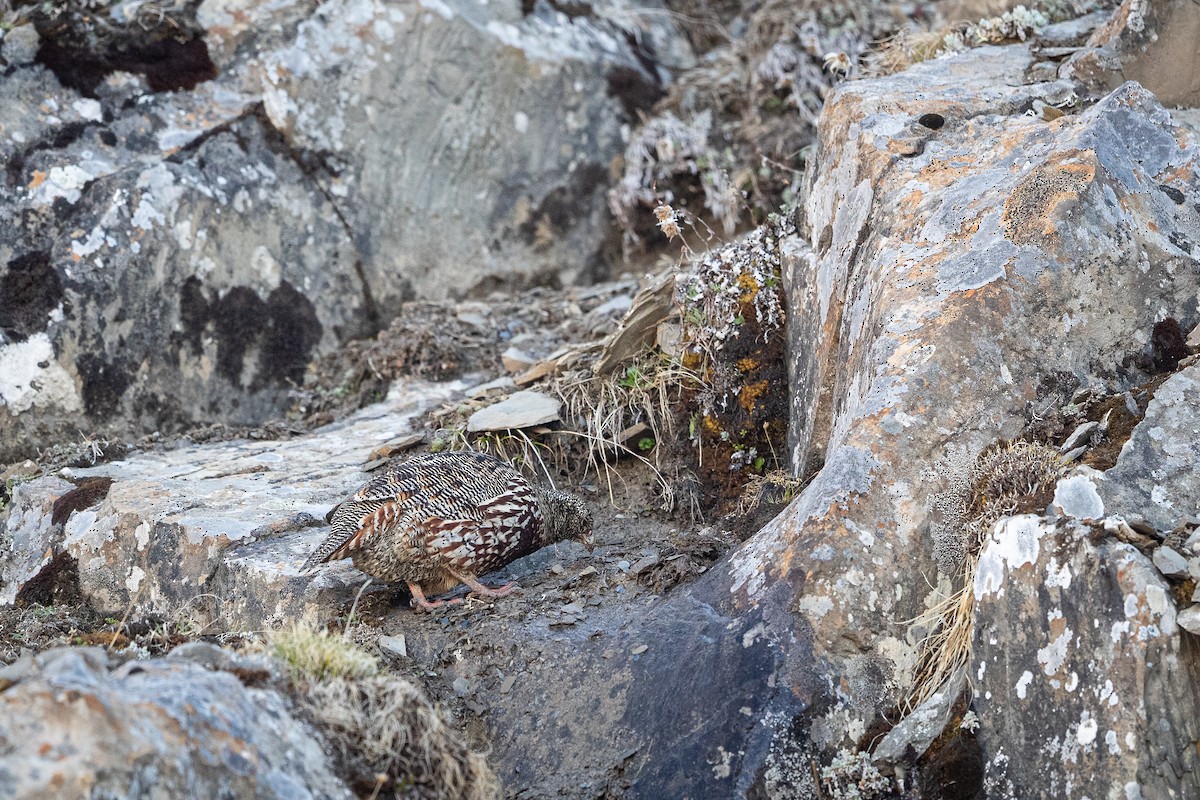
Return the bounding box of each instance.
[1097,364,1200,530]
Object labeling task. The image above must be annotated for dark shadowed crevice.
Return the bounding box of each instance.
[27,3,217,97]
[0,250,62,342]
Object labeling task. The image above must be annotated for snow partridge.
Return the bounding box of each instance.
[303,450,593,608]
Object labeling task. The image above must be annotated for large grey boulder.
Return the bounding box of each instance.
[1096,363,1200,530]
[0,646,353,799]
[972,515,1198,798]
[0,0,690,461]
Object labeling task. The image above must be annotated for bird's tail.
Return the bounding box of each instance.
[300,530,353,572]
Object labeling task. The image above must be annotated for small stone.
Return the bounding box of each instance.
[378,634,407,659]
[1178,606,1200,636]
[550,564,564,575]
[1127,516,1159,537]
[500,675,516,694]
[456,310,489,327]
[617,560,631,573]
[1059,420,1098,452]
[1,24,40,66]
[1187,321,1200,349]
[1122,392,1141,418]
[656,321,682,358]
[577,566,598,577]
[467,391,560,432]
[0,460,38,484]
[501,347,538,373]
[1185,530,1200,555]
[1152,547,1189,579]
[628,555,660,576]
[1060,445,1088,464]
[452,676,471,696]
[368,433,425,461]
[590,294,634,317]
[631,644,648,655]
[561,602,584,615]
[1051,475,1105,521]
[466,376,516,399]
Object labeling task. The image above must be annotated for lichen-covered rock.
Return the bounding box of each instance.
[971,515,1199,798]
[0,646,353,799]
[0,381,457,630]
[1096,363,1200,530]
[766,44,1200,749]
[0,0,691,461]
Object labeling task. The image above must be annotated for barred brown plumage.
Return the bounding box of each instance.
[302,450,593,609]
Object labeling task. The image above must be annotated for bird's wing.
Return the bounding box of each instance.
[420,516,492,572]
[419,490,528,572]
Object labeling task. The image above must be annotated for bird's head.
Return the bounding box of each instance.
[540,489,594,551]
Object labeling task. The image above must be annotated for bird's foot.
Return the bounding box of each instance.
[450,571,516,599]
[407,582,466,611]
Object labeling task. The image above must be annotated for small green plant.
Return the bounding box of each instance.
[270,623,379,683]
[637,437,656,452]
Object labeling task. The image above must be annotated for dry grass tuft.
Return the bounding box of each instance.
[735,469,808,514]
[909,439,1066,711]
[270,623,380,683]
[904,562,977,712]
[304,676,499,800]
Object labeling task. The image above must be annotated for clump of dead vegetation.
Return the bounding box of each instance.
[864,0,1105,76]
[610,0,874,250]
[907,440,1066,711]
[417,207,797,517]
[269,623,499,800]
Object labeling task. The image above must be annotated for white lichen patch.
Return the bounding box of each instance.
[0,334,82,414]
[1051,474,1104,520]
[126,565,146,593]
[742,622,767,649]
[798,594,835,620]
[1015,670,1033,699]
[31,163,106,207]
[709,745,733,779]
[1036,624,1072,676]
[1045,556,1072,589]
[974,515,1044,599]
[1075,713,1098,747]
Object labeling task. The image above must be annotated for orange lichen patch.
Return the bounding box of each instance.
[736,272,760,303]
[736,357,758,372]
[1003,154,1096,245]
[28,170,48,191]
[897,187,924,216]
[918,158,982,189]
[739,381,769,412]
[1156,164,1194,185]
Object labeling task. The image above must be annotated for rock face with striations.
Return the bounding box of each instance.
[0,0,690,461]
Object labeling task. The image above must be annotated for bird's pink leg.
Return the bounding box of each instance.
[448,570,515,599]
[406,581,464,610]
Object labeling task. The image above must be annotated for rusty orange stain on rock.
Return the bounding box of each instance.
[28,170,47,190]
[1003,153,1096,245]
